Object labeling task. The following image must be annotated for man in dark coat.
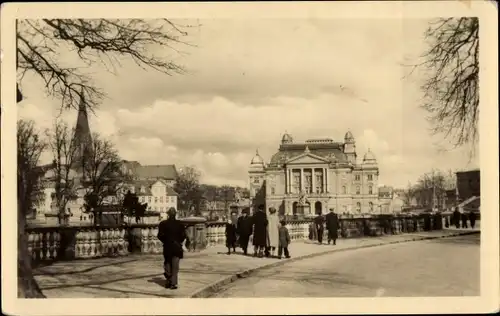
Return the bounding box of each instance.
[237,209,253,255]
[469,211,477,229]
[325,208,339,245]
[252,204,268,257]
[157,207,187,290]
[314,212,325,244]
[453,207,461,228]
[225,218,237,255]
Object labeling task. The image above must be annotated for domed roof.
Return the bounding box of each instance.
[344,130,355,142]
[250,150,265,171]
[251,149,264,165]
[281,131,293,144]
[363,148,377,163]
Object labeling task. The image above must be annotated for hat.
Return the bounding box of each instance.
[167,207,177,216]
[329,208,335,212]
[269,207,277,213]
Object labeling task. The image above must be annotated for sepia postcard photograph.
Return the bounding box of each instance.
[1,1,498,315]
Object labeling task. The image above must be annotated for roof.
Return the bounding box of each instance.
[269,142,348,166]
[121,160,178,180]
[125,179,178,196]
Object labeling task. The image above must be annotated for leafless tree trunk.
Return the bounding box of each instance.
[45,120,79,224]
[411,17,479,155]
[17,120,47,298]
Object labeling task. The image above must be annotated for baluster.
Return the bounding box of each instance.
[47,231,55,259]
[27,232,34,261]
[110,228,117,255]
[37,233,44,261]
[89,230,97,258]
[151,227,160,253]
[141,228,148,253]
[75,230,83,258]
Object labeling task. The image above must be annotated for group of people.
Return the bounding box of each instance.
[310,208,340,245]
[225,204,292,259]
[448,207,478,229]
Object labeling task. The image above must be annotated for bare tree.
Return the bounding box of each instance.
[45,120,80,224]
[16,19,195,297]
[174,166,203,215]
[17,19,196,112]
[17,119,47,298]
[80,133,127,218]
[411,17,479,154]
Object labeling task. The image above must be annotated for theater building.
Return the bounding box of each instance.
[248,131,380,216]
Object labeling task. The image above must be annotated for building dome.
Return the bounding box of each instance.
[344,130,355,143]
[281,131,293,144]
[249,149,265,170]
[363,149,377,163]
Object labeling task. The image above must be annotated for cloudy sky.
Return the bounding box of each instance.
[18,18,479,188]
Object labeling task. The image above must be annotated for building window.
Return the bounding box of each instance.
[356,186,360,194]
[293,173,300,193]
[141,186,145,193]
[304,171,312,193]
[160,196,163,203]
[368,174,373,181]
[368,186,373,195]
[315,173,323,193]
[148,196,152,203]
[356,202,361,213]
[270,187,275,195]
[342,186,347,194]
[253,178,260,184]
[130,186,135,194]
[155,197,158,203]
[355,175,360,181]
[343,205,347,214]
[369,202,374,212]
[141,196,145,203]
[154,207,158,212]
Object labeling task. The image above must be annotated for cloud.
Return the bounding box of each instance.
[17,18,479,188]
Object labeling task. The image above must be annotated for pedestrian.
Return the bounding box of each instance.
[157,207,187,290]
[325,208,339,245]
[314,212,325,244]
[278,219,291,259]
[225,218,237,255]
[266,207,280,257]
[237,208,253,255]
[453,207,460,228]
[469,211,477,229]
[252,204,268,258]
[461,212,468,229]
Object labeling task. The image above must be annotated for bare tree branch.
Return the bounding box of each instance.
[17,19,195,112]
[407,17,479,157]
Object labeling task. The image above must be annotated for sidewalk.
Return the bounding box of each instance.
[33,230,478,298]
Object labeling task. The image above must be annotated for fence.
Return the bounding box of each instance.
[26,213,446,266]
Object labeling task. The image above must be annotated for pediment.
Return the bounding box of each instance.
[286,153,329,165]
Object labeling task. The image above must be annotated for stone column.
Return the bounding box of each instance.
[300,168,304,192]
[325,168,329,193]
[289,169,293,193]
[312,168,315,194]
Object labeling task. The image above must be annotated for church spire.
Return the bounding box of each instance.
[71,89,93,169]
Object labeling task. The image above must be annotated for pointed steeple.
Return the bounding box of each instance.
[71,89,93,169]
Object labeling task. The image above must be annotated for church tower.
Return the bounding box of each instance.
[343,130,357,164]
[71,92,93,171]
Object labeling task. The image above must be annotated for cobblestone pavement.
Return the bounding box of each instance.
[212,234,480,298]
[33,230,478,298]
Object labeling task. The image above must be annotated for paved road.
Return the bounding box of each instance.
[212,234,480,297]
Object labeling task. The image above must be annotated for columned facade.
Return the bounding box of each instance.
[249,132,380,216]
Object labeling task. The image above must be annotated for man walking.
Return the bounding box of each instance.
[325,208,339,245]
[314,212,325,244]
[237,208,253,255]
[157,207,187,290]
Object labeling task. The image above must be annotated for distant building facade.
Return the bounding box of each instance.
[249,131,380,216]
[456,169,480,202]
[378,186,404,214]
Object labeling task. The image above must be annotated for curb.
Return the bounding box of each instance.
[188,231,479,298]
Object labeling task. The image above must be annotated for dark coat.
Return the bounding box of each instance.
[157,218,187,259]
[225,223,237,247]
[314,215,325,230]
[237,215,253,237]
[278,226,291,247]
[325,212,339,239]
[252,211,268,247]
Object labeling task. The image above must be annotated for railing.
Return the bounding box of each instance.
[26,213,458,265]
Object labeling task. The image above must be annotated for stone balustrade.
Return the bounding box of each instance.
[26,213,446,265]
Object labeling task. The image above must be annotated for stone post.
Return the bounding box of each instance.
[180,216,208,252]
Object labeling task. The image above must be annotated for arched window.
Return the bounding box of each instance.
[356,186,360,194]
[356,202,361,213]
[368,186,373,195]
[342,186,347,194]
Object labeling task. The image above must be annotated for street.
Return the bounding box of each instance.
[212,234,480,297]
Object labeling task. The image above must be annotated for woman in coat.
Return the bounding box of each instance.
[266,207,280,257]
[225,218,237,255]
[252,204,268,257]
